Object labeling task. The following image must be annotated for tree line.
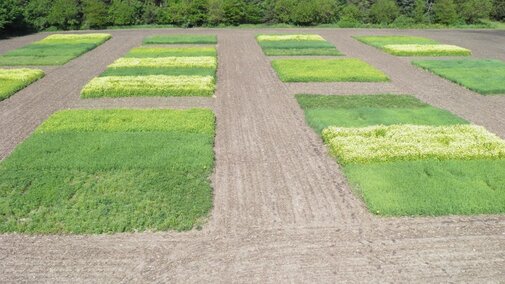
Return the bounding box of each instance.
[1,0,504,33]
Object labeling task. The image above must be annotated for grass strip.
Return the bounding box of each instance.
[257,34,341,56]
[108,57,217,69]
[413,59,505,95]
[322,124,505,164]
[272,59,388,82]
[0,68,45,101]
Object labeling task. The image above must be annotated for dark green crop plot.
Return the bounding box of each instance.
[296,94,467,132]
[143,35,217,44]
[344,159,505,216]
[0,109,215,234]
[0,34,111,66]
[413,59,505,95]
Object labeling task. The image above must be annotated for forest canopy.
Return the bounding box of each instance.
[1,0,504,33]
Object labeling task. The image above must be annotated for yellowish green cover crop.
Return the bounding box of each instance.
[382,44,471,56]
[272,58,388,82]
[81,75,215,98]
[355,35,471,56]
[0,68,45,101]
[0,108,215,233]
[108,57,217,69]
[257,34,341,56]
[0,33,111,66]
[413,59,505,95]
[322,124,505,164]
[125,46,217,57]
[144,34,217,44]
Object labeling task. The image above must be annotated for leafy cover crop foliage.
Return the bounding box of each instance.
[0,109,215,233]
[322,124,505,164]
[144,35,217,44]
[297,94,505,216]
[272,59,388,82]
[413,59,505,95]
[0,68,44,101]
[82,38,217,98]
[296,94,466,132]
[355,35,471,56]
[81,75,215,98]
[257,34,341,56]
[0,34,111,66]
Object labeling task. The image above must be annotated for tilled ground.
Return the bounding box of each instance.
[0,28,504,282]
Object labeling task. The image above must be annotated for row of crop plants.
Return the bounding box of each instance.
[266,33,505,216]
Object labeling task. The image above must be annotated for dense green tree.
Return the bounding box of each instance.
[207,0,225,25]
[369,0,400,24]
[459,0,492,23]
[339,3,363,23]
[492,0,505,21]
[433,0,459,25]
[83,0,110,28]
[23,0,52,31]
[413,0,427,22]
[0,0,24,32]
[109,0,141,26]
[47,0,80,29]
[396,0,416,16]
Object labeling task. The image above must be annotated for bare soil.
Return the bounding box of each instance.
[0,28,504,282]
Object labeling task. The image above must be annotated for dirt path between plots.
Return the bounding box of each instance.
[0,29,504,282]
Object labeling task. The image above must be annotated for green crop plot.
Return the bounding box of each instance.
[0,34,111,66]
[296,94,467,132]
[0,68,44,101]
[272,58,388,82]
[0,109,215,234]
[355,35,471,56]
[413,59,505,95]
[125,46,217,57]
[82,42,217,97]
[296,94,505,216]
[256,34,342,56]
[144,34,217,44]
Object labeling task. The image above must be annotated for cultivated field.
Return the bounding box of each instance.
[0,28,504,282]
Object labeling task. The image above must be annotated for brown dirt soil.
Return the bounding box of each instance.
[0,28,504,282]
